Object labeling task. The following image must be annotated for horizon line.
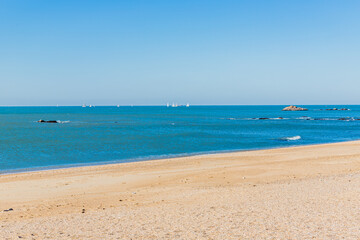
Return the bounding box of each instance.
[0,104,359,107]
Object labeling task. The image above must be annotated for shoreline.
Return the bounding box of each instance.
[1,140,360,238]
[1,139,356,176]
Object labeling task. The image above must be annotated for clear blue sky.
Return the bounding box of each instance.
[1,0,359,106]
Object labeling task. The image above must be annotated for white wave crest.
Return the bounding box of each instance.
[57,120,70,124]
[297,117,312,120]
[280,136,301,141]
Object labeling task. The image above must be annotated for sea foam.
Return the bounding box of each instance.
[280,136,301,141]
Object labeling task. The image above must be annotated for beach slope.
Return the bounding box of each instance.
[1,141,360,239]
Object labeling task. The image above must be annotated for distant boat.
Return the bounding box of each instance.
[166,103,170,107]
[89,105,93,108]
[171,103,178,107]
[186,103,190,107]
[82,104,86,108]
[117,105,120,107]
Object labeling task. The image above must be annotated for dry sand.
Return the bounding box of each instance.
[1,141,360,239]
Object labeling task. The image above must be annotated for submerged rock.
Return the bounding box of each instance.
[324,108,350,111]
[282,105,308,111]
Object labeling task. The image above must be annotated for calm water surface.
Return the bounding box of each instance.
[1,105,360,173]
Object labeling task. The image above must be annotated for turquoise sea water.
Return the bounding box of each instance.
[1,105,360,173]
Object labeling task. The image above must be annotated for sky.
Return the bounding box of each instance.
[1,0,360,106]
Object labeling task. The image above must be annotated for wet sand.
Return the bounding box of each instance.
[1,141,360,239]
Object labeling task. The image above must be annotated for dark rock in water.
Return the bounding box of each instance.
[45,120,58,123]
[300,116,312,120]
[282,105,308,111]
[258,118,270,120]
[338,118,348,121]
[38,120,58,123]
[322,108,349,111]
[278,117,284,119]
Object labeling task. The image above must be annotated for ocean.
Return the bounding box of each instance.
[1,105,360,173]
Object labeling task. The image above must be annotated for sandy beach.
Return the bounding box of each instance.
[1,141,360,239]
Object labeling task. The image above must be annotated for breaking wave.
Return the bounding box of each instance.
[57,120,70,124]
[280,136,301,141]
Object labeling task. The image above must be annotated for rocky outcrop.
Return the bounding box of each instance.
[282,105,308,111]
[38,120,58,123]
